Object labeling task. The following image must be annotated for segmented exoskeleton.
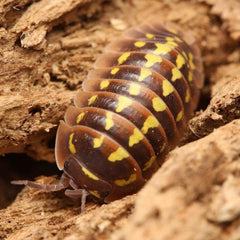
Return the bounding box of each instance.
[12,21,204,211]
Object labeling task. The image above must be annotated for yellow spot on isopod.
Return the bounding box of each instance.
[93,135,104,148]
[166,37,174,42]
[185,89,190,103]
[167,41,178,47]
[134,41,146,48]
[69,133,76,154]
[89,190,101,198]
[129,82,141,95]
[76,112,85,124]
[171,67,182,81]
[152,97,167,112]
[176,54,185,69]
[176,111,183,122]
[162,80,174,97]
[166,37,178,47]
[108,147,129,162]
[188,52,196,70]
[111,67,120,75]
[182,51,188,60]
[82,167,99,180]
[144,54,162,68]
[114,173,136,186]
[129,128,144,147]
[88,95,98,105]
[138,68,152,82]
[116,96,132,112]
[154,43,172,55]
[160,142,166,153]
[169,28,178,34]
[118,52,131,65]
[105,112,114,130]
[141,116,159,134]
[188,71,193,82]
[174,36,182,42]
[143,156,155,171]
[146,33,155,39]
[100,80,110,90]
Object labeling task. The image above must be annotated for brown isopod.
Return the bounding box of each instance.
[12,21,204,212]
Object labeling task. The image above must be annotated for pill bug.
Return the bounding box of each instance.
[12,21,204,210]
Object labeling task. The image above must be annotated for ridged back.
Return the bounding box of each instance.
[55,21,204,202]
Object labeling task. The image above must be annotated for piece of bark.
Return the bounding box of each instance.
[0,0,106,162]
[187,65,240,139]
[199,0,240,40]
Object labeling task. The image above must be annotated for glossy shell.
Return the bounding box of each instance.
[55,21,204,202]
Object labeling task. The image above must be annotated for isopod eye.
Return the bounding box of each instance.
[64,160,70,170]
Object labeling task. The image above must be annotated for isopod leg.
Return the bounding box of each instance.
[11,173,70,192]
[65,182,89,213]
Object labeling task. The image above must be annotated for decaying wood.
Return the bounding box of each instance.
[0,0,107,162]
[0,0,240,239]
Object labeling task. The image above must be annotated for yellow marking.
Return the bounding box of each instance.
[176,111,183,122]
[100,80,110,90]
[82,167,99,180]
[162,80,174,97]
[174,36,182,42]
[138,68,152,82]
[185,89,190,103]
[176,54,185,69]
[89,190,100,198]
[129,128,144,147]
[111,67,120,75]
[143,156,155,171]
[116,96,132,112]
[118,52,131,65]
[166,37,174,42]
[144,54,162,68]
[188,52,196,70]
[171,67,182,81]
[69,133,76,154]
[169,29,178,34]
[105,112,114,130]
[160,142,166,153]
[134,41,146,48]
[146,33,155,39]
[129,82,141,95]
[93,135,104,148]
[141,116,159,134]
[152,97,167,112]
[154,43,172,55]
[188,71,193,82]
[166,40,178,47]
[108,147,129,162]
[114,173,136,186]
[182,51,188,60]
[76,112,85,124]
[88,95,98,105]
